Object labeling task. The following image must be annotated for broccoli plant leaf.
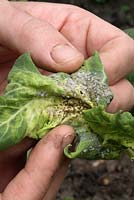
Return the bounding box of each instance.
[1,51,134,160]
[0,52,112,155]
[83,106,134,159]
[64,107,131,160]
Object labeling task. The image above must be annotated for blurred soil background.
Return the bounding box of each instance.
[12,0,134,199]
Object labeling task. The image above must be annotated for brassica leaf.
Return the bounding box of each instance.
[0,51,134,160]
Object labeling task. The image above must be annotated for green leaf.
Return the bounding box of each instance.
[1,51,134,161]
[9,52,40,75]
[63,198,75,200]
[80,51,107,83]
[126,72,134,85]
[65,105,134,160]
[124,28,134,38]
[83,106,134,159]
[0,52,113,154]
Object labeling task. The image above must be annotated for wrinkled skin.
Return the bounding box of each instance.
[0,1,134,199]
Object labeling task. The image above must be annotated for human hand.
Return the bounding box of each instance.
[0,125,74,200]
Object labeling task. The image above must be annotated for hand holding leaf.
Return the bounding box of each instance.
[1,52,134,160]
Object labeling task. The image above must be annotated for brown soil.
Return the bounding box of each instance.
[57,155,134,200]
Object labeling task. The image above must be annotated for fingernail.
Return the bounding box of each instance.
[51,44,82,64]
[62,134,74,148]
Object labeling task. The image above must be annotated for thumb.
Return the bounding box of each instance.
[1,125,74,200]
[0,2,84,73]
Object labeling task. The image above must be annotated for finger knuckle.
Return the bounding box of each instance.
[18,17,45,50]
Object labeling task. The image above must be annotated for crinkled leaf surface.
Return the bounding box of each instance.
[1,52,134,160]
